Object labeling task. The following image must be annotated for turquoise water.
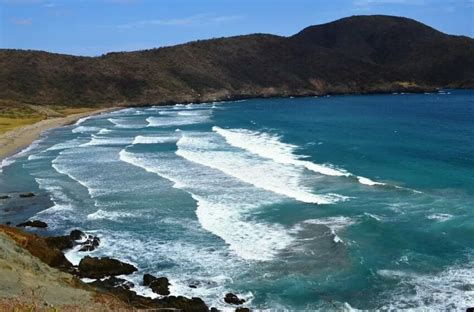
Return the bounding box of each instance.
[1,91,473,310]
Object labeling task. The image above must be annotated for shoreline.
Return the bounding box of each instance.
[0,88,461,163]
[0,107,120,161]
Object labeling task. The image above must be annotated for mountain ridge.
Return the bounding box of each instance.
[1,15,473,107]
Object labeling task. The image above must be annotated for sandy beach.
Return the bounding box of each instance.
[0,107,118,161]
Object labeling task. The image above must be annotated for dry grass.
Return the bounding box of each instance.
[0,101,98,135]
[0,288,134,312]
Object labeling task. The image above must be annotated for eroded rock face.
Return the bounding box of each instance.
[16,220,47,228]
[143,273,170,296]
[224,293,246,305]
[0,225,72,270]
[78,256,137,279]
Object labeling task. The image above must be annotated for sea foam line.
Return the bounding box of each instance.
[119,148,294,261]
[212,126,385,186]
[176,132,346,205]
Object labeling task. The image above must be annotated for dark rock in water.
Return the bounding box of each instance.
[5,221,11,225]
[143,273,170,295]
[78,235,100,252]
[78,256,137,279]
[45,235,74,250]
[224,293,245,305]
[0,195,10,199]
[16,220,47,228]
[155,296,208,312]
[89,276,134,291]
[70,229,86,241]
[79,237,99,250]
[19,192,35,198]
[210,308,220,312]
[235,308,250,312]
[466,308,474,312]
[189,284,197,289]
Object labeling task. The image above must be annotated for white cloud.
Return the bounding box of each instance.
[10,17,33,25]
[117,14,244,29]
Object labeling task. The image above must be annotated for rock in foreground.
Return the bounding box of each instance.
[224,293,246,305]
[143,273,170,295]
[16,220,47,228]
[78,256,137,279]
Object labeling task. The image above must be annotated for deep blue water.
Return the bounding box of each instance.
[1,90,473,310]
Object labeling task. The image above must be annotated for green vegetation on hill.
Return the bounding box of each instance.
[1,15,473,107]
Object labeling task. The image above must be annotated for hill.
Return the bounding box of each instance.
[1,15,473,107]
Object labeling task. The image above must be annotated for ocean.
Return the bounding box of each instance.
[1,90,473,310]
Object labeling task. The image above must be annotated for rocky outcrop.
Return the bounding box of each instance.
[78,256,138,279]
[19,192,35,198]
[143,273,170,296]
[224,293,246,305]
[16,220,47,228]
[156,296,208,312]
[44,230,100,252]
[89,276,134,291]
[78,235,100,252]
[0,195,10,199]
[0,225,71,270]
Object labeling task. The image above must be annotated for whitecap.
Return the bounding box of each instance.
[427,213,453,222]
[132,135,178,145]
[87,209,135,221]
[213,126,388,187]
[176,132,346,205]
[72,126,101,133]
[146,115,211,127]
[119,148,294,261]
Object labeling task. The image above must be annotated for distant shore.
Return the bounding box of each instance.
[0,107,119,161]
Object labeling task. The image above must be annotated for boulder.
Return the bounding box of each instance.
[0,195,10,199]
[235,308,250,312]
[143,273,170,295]
[16,220,48,228]
[224,293,245,305]
[89,276,134,291]
[19,192,35,198]
[78,235,100,252]
[155,296,208,312]
[78,256,137,279]
[70,229,86,241]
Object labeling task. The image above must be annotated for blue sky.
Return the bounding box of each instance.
[1,0,473,56]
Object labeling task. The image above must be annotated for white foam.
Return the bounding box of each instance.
[377,260,474,310]
[74,116,90,125]
[146,115,211,127]
[0,138,44,173]
[108,118,144,129]
[46,138,84,151]
[72,126,101,133]
[427,213,453,222]
[176,132,346,205]
[80,136,133,147]
[303,217,355,243]
[213,127,385,187]
[97,128,113,135]
[119,148,294,261]
[87,209,135,221]
[132,135,178,145]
